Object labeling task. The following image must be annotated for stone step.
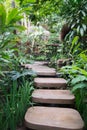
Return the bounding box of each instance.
[22,64,56,76]
[24,64,50,69]
[22,61,49,68]
[34,78,67,88]
[25,106,84,130]
[32,89,75,104]
[34,61,49,65]
[32,68,56,76]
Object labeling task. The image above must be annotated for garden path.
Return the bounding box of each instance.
[24,61,84,130]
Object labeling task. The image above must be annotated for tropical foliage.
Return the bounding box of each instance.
[61,51,87,128]
[60,0,87,56]
[0,0,87,129]
[0,80,34,130]
[0,2,36,129]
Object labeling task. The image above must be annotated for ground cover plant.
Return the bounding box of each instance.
[0,80,34,130]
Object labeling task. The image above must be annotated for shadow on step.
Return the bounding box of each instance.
[33,103,75,108]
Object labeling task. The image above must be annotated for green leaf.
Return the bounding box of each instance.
[12,15,23,22]
[69,36,79,53]
[77,25,80,33]
[80,28,84,36]
[72,42,80,54]
[71,23,75,29]
[14,25,26,31]
[0,57,10,63]
[71,75,87,85]
[21,0,36,5]
[80,53,87,62]
[72,83,87,92]
[11,70,36,80]
[0,4,6,28]
[82,24,86,31]
[28,0,36,2]
[81,11,86,17]
[6,8,18,24]
[6,8,22,25]
[79,68,87,76]
[72,36,79,46]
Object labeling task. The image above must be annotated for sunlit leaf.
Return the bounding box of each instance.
[6,8,23,25]
[82,24,86,31]
[80,28,84,36]
[81,11,86,17]
[0,4,6,27]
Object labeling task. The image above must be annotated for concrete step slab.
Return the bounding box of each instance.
[25,106,84,130]
[32,68,56,76]
[24,64,50,69]
[34,78,67,88]
[32,89,75,104]
[22,64,56,76]
[34,61,49,65]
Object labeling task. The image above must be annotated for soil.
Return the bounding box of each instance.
[16,126,34,130]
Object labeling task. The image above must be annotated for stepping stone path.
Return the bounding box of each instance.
[24,61,84,130]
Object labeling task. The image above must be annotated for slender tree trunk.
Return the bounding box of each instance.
[11,0,15,8]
